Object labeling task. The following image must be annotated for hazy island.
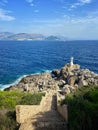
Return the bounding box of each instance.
[0,32,66,41]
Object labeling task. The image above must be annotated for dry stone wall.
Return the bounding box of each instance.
[57,92,68,122]
[16,94,47,124]
[16,105,40,123]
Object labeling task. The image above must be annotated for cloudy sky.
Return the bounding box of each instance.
[0,0,98,40]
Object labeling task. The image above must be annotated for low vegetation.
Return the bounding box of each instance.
[61,86,98,130]
[0,90,45,130]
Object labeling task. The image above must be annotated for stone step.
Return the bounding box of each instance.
[20,121,67,130]
[31,118,65,122]
[32,121,67,127]
[30,112,65,122]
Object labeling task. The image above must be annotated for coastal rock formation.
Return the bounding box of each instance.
[5,58,98,94]
[52,64,98,88]
[5,72,58,92]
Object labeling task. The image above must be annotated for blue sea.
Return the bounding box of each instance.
[0,40,98,89]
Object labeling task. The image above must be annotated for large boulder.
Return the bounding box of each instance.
[78,79,88,87]
[62,85,71,94]
[58,63,80,80]
[67,76,77,86]
[52,69,60,77]
[58,79,66,87]
[59,67,68,80]
[63,64,80,71]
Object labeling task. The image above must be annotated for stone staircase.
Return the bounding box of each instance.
[19,91,67,130]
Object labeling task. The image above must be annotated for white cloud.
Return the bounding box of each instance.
[0,8,15,21]
[61,12,98,39]
[79,0,91,4]
[70,3,82,9]
[26,0,34,6]
[70,0,92,9]
[29,11,98,39]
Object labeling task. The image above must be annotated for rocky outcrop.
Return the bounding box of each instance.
[52,64,98,89]
[5,72,58,92]
[5,62,98,94]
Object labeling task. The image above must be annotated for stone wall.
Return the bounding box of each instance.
[16,105,40,123]
[16,94,46,124]
[57,92,68,123]
[57,104,68,122]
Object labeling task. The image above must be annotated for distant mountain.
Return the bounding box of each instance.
[7,33,45,41]
[45,35,61,41]
[0,32,66,41]
[0,32,14,40]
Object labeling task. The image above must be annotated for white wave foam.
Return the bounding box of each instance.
[40,69,52,73]
[0,74,27,90]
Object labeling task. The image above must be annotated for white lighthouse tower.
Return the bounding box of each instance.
[70,57,74,66]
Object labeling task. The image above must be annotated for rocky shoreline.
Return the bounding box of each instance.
[4,60,98,94]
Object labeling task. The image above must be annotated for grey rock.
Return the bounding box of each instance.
[67,76,77,86]
[52,69,60,77]
[78,79,88,87]
[62,85,71,94]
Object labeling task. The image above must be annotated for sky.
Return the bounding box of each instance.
[0,0,98,40]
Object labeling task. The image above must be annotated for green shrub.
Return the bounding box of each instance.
[0,91,45,109]
[19,93,45,105]
[0,91,24,109]
[0,110,20,130]
[61,86,98,130]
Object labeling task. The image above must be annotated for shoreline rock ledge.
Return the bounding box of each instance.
[5,58,98,94]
